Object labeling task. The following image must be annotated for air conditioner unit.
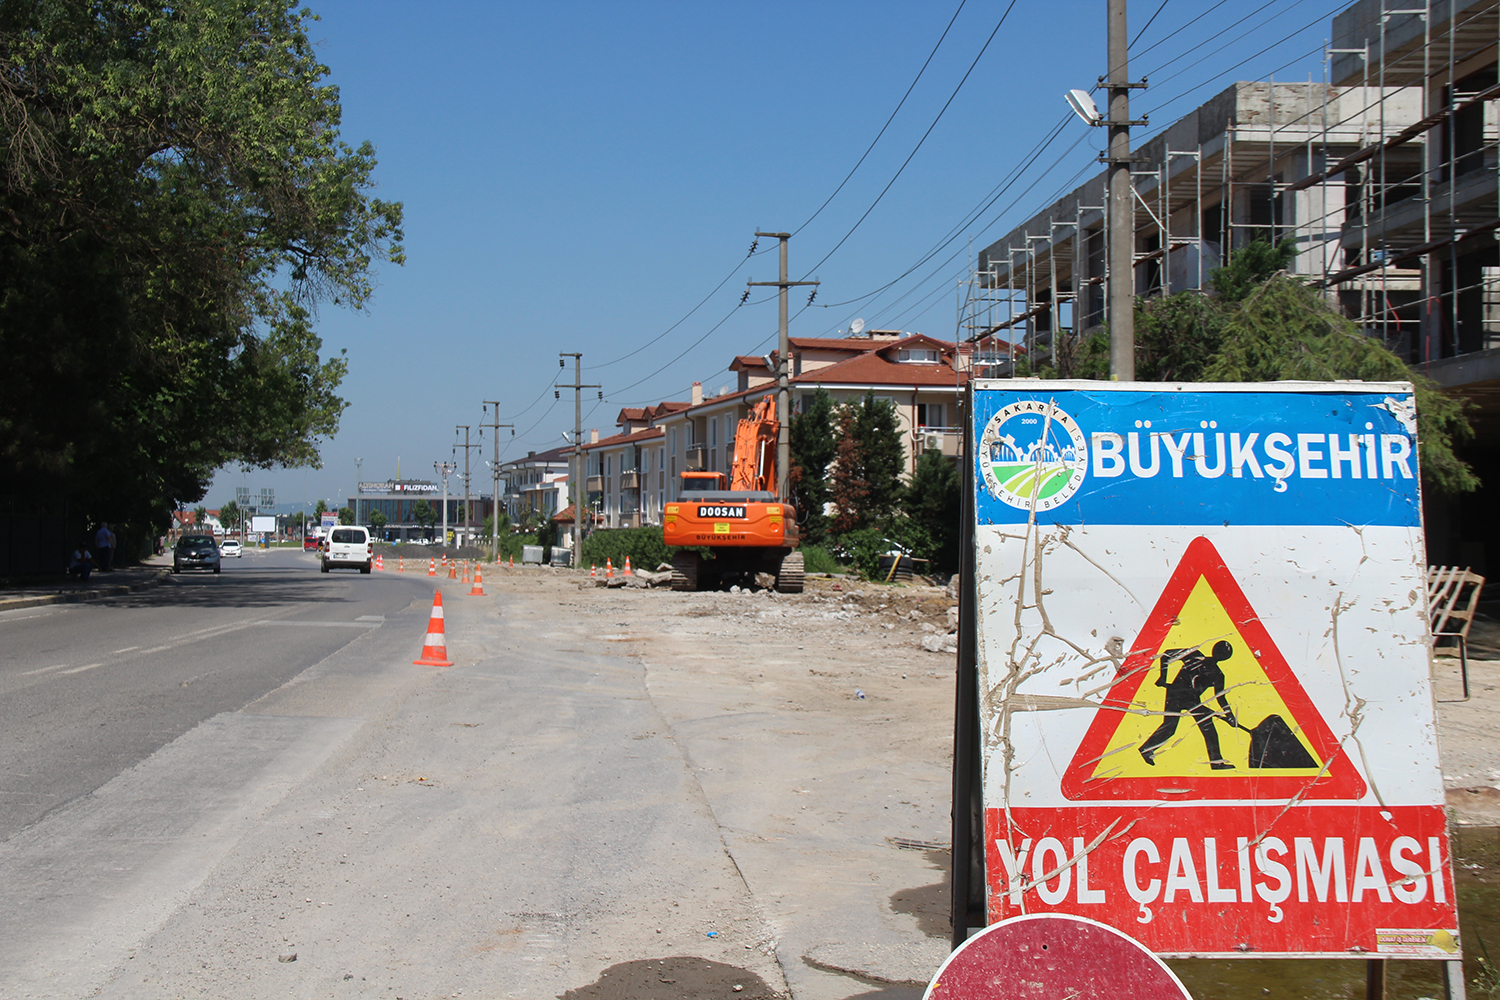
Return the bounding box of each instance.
[924,434,942,452]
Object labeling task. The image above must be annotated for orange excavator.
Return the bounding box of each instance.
[662,394,803,592]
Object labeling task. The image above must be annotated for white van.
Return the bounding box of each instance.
[322,526,372,574]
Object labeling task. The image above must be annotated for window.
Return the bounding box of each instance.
[917,403,944,428]
[897,347,941,363]
[670,427,677,455]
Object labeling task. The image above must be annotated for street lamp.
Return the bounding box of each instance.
[435,460,456,549]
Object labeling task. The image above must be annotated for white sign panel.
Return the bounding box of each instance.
[249,515,277,534]
[970,380,1455,959]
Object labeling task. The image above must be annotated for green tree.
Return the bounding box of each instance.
[314,499,329,518]
[1204,274,1477,494]
[193,505,208,530]
[789,387,836,544]
[0,1,404,540]
[368,508,388,534]
[1209,237,1299,302]
[218,500,241,533]
[411,499,436,536]
[902,450,962,574]
[337,507,354,526]
[829,390,904,536]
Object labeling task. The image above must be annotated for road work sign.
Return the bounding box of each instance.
[970,380,1456,959]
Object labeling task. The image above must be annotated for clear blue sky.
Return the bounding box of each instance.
[208,0,1350,512]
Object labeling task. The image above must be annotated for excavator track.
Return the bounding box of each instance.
[670,551,700,591]
[774,550,804,594]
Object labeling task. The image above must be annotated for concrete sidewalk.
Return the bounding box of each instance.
[0,556,173,612]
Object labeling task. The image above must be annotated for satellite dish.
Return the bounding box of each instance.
[1066,89,1102,126]
[850,318,866,336]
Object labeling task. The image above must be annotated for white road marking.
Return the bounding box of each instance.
[60,663,103,675]
[112,647,139,654]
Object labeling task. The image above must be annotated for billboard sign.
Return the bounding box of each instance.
[970,380,1455,959]
[320,512,338,529]
[249,515,277,534]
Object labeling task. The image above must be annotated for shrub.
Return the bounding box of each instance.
[834,526,892,581]
[579,526,674,571]
[800,544,842,575]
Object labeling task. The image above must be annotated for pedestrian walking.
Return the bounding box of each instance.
[95,522,115,572]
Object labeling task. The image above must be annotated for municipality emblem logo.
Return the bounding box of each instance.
[980,399,1088,511]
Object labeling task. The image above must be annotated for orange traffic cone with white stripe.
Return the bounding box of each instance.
[463,561,471,583]
[428,559,436,576]
[375,555,384,571]
[624,555,633,577]
[606,557,613,580]
[590,563,597,579]
[509,554,515,569]
[413,591,454,667]
[448,559,458,580]
[398,556,404,573]
[469,565,485,596]
[441,553,448,568]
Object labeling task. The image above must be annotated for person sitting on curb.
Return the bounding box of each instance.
[67,545,95,582]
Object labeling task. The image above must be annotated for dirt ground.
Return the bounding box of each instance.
[478,566,962,999]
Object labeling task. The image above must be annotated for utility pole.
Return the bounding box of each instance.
[434,460,455,549]
[747,233,817,502]
[481,402,514,564]
[1106,0,1145,380]
[455,425,480,548]
[354,457,363,528]
[558,353,600,567]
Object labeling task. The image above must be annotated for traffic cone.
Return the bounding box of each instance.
[448,560,458,580]
[509,554,515,569]
[428,559,436,577]
[376,555,384,571]
[624,555,633,577]
[413,591,454,667]
[441,553,448,568]
[461,561,470,584]
[398,556,404,573]
[469,565,485,596]
[590,563,597,579]
[606,557,613,579]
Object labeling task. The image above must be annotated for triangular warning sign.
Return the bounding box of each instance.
[1060,536,1366,801]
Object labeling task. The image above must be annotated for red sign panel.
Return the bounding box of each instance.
[986,805,1456,957]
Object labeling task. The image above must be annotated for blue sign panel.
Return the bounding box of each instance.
[972,383,1421,527]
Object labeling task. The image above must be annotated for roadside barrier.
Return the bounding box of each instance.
[413,591,454,667]
[469,566,485,596]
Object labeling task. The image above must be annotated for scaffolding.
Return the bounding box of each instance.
[960,0,1500,381]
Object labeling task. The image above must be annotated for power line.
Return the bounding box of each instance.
[792,0,967,237]
[799,0,1021,280]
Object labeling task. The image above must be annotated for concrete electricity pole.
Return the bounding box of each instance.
[455,425,480,547]
[747,233,817,501]
[1106,0,1144,380]
[481,402,514,564]
[354,457,362,527]
[558,353,600,567]
[434,460,455,549]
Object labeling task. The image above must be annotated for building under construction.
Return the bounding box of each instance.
[968,0,1499,573]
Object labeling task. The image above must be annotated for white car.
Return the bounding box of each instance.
[220,540,243,558]
[322,526,373,574]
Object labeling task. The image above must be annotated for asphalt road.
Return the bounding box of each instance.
[0,547,430,841]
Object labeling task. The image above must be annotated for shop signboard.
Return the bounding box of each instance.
[970,380,1456,959]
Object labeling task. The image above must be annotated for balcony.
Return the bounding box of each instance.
[586,476,603,493]
[685,446,707,471]
[619,469,640,491]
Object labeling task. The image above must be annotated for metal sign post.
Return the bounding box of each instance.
[953,380,1460,985]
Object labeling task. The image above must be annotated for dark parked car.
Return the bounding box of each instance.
[173,535,221,574]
